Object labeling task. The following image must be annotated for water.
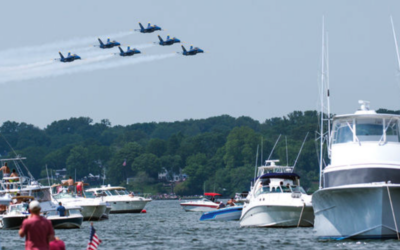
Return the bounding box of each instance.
[1,200,399,249]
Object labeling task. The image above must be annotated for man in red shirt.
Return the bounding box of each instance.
[19,200,55,250]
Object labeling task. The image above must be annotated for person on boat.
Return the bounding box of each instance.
[50,236,66,250]
[0,162,11,189]
[67,176,74,194]
[76,181,84,196]
[218,202,226,209]
[19,200,55,250]
[0,162,10,178]
[10,169,19,182]
[129,191,135,197]
[57,202,66,217]
[227,197,237,206]
[210,196,215,202]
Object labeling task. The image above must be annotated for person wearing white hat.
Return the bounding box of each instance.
[19,200,55,250]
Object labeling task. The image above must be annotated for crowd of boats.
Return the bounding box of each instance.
[179,101,400,240]
[0,169,152,230]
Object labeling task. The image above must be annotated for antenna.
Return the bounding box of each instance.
[293,132,309,171]
[46,164,50,186]
[326,32,331,151]
[260,137,263,166]
[391,16,400,72]
[254,144,259,181]
[285,136,288,166]
[267,134,282,161]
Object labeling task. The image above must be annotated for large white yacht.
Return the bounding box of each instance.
[85,185,151,213]
[313,101,400,239]
[240,160,314,227]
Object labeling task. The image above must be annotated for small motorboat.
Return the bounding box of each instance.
[200,205,243,221]
[180,193,222,212]
[46,206,83,229]
[0,196,34,230]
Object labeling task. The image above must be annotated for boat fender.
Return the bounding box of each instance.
[141,209,147,213]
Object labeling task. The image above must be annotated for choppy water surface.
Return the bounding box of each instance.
[1,200,399,249]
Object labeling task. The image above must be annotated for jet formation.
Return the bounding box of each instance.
[56,22,204,63]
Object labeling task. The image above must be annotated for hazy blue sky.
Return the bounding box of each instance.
[1,0,400,128]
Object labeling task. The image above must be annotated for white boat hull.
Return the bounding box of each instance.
[181,204,219,212]
[81,205,107,220]
[108,199,150,213]
[313,184,400,239]
[240,204,314,227]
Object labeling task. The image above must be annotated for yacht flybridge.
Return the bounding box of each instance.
[240,160,314,227]
[85,185,151,213]
[313,101,400,239]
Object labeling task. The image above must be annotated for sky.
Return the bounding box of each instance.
[1,0,400,128]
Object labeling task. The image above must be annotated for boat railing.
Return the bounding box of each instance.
[1,177,24,190]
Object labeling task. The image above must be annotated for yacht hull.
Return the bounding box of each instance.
[240,205,314,227]
[313,185,400,239]
[109,200,150,213]
[48,215,83,229]
[180,204,219,212]
[200,206,243,221]
[1,215,28,230]
[81,205,107,220]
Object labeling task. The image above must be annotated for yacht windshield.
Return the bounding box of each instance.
[31,189,51,202]
[356,118,383,142]
[333,120,354,144]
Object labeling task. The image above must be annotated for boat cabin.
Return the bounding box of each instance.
[85,186,132,197]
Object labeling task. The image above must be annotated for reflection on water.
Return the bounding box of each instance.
[1,200,398,249]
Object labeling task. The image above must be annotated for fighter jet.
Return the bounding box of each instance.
[57,52,81,62]
[96,38,121,49]
[157,35,180,46]
[117,46,141,57]
[180,45,204,56]
[136,22,162,33]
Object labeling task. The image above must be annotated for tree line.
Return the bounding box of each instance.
[0,108,396,196]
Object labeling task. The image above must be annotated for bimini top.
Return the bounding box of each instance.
[259,173,300,180]
[204,193,222,196]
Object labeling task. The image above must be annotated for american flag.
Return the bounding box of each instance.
[87,223,102,250]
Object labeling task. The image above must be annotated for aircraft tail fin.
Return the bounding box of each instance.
[98,38,104,46]
[181,45,187,52]
[59,52,64,59]
[158,35,163,42]
[139,22,144,30]
[118,47,124,53]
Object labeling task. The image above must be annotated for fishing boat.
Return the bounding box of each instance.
[180,193,222,212]
[85,185,151,213]
[313,101,400,239]
[200,205,243,221]
[240,160,314,227]
[45,206,83,229]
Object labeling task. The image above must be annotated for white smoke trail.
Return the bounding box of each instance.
[0,53,177,84]
[0,31,136,66]
[0,43,156,72]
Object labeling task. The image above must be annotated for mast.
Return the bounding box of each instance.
[390,16,400,72]
[319,16,325,190]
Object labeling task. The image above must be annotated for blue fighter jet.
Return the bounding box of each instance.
[117,46,141,57]
[136,22,162,33]
[180,45,204,56]
[57,52,81,62]
[157,35,180,46]
[96,38,121,49]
